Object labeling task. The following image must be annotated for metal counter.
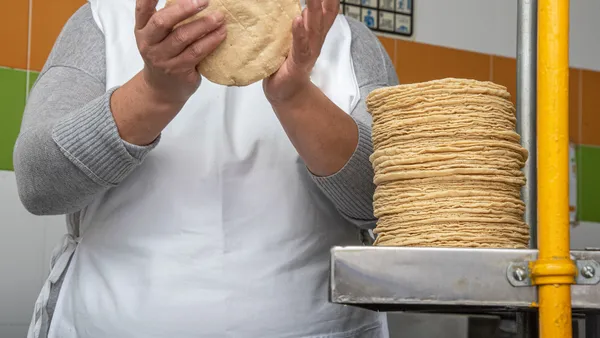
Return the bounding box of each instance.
[329,246,600,313]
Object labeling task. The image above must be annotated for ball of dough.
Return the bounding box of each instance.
[167,0,300,86]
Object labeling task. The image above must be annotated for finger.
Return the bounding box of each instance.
[135,0,158,30]
[160,11,225,58]
[306,0,323,39]
[302,8,309,31]
[291,16,311,66]
[176,24,227,67]
[322,0,339,25]
[142,0,209,44]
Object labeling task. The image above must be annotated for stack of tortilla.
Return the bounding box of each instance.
[367,78,530,248]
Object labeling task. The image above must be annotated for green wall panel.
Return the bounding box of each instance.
[0,67,27,171]
[28,71,39,93]
[578,145,600,222]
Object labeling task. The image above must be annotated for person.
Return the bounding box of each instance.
[14,0,398,336]
[364,10,375,28]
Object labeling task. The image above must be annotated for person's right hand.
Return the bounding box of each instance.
[110,0,225,146]
[135,0,227,107]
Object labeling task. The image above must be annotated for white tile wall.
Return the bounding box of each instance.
[413,0,600,72]
[571,222,600,250]
[0,324,30,338]
[0,171,64,337]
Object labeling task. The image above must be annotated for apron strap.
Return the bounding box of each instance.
[27,234,79,338]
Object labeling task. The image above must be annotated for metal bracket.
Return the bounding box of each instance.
[507,260,600,287]
[507,262,532,287]
[576,260,600,285]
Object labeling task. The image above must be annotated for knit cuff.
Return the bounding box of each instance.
[52,87,159,186]
[122,136,160,159]
[310,119,376,223]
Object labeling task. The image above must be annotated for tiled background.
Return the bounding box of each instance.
[0,0,84,170]
[0,0,599,337]
[2,0,598,221]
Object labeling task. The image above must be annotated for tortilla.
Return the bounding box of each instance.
[367,78,530,249]
[166,0,300,86]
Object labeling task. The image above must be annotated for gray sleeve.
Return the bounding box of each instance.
[13,4,157,216]
[311,17,399,229]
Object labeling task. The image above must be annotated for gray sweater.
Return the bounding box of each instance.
[13,4,398,331]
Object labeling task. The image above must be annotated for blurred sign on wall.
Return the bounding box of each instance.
[341,0,414,38]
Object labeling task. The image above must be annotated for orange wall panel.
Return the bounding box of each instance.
[394,40,491,85]
[581,70,600,147]
[30,0,86,71]
[0,0,29,69]
[378,36,396,64]
[491,56,516,105]
[569,69,581,143]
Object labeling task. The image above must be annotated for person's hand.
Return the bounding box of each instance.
[109,0,226,146]
[263,0,339,105]
[135,0,227,107]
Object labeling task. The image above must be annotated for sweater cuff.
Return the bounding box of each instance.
[52,87,158,186]
[310,119,376,222]
[122,136,160,159]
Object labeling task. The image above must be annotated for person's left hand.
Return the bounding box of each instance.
[263,0,339,105]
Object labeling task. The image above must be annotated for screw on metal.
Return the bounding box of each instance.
[512,267,528,282]
[581,265,596,279]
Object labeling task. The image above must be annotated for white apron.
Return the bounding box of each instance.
[29,1,387,337]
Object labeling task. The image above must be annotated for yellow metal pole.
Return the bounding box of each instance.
[533,0,576,337]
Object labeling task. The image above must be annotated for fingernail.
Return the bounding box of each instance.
[191,0,208,10]
[213,11,225,23]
